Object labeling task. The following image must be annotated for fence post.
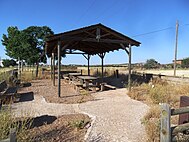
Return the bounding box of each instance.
[81,70,83,75]
[10,128,17,142]
[116,69,119,78]
[160,103,171,142]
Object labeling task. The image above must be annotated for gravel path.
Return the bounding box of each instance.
[12,95,75,117]
[79,88,149,142]
[12,84,149,142]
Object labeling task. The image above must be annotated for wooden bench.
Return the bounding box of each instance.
[104,84,116,90]
[0,80,19,104]
[83,83,97,92]
[71,81,83,92]
[100,83,116,91]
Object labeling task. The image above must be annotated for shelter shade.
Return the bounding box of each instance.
[45,23,140,57]
[46,23,141,95]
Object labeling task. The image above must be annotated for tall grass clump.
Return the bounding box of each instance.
[142,105,161,142]
[0,72,10,82]
[0,106,33,141]
[128,78,189,141]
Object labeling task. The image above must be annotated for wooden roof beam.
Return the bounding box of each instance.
[59,36,134,44]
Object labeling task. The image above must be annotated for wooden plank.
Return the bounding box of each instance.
[160,103,171,142]
[178,96,189,124]
[171,107,189,116]
[104,84,116,90]
[172,122,189,135]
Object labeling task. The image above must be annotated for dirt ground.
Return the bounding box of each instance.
[27,114,90,142]
[21,79,94,104]
[13,79,93,142]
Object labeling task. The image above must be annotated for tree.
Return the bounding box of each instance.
[2,26,54,77]
[144,59,159,69]
[2,59,17,67]
[23,26,54,77]
[181,57,189,68]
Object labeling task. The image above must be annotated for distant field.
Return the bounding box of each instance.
[136,69,189,77]
[0,67,14,73]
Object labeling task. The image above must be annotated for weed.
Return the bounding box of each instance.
[71,120,89,129]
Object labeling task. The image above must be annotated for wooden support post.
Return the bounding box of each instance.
[116,69,119,78]
[174,20,179,76]
[21,60,23,72]
[58,41,61,98]
[128,44,132,91]
[81,69,83,75]
[52,53,55,86]
[101,55,104,82]
[18,57,20,79]
[99,54,105,83]
[50,56,52,80]
[160,103,171,142]
[88,54,90,75]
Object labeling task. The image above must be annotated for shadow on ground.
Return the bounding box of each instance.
[31,115,57,128]
[21,82,32,88]
[15,115,57,129]
[93,72,153,89]
[18,92,34,102]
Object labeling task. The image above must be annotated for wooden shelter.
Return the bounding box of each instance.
[45,23,140,97]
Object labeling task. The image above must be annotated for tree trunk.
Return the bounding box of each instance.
[36,62,39,78]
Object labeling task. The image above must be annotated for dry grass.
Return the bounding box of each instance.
[21,70,51,82]
[0,71,10,82]
[142,105,161,142]
[128,78,189,141]
[0,106,33,141]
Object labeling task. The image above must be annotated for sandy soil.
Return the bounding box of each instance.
[11,79,149,142]
[137,69,189,77]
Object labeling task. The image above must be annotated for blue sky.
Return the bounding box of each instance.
[0,0,189,65]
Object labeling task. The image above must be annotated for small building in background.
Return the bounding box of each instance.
[172,59,183,65]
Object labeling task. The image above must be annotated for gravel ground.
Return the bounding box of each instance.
[79,88,149,142]
[12,80,149,142]
[12,94,75,117]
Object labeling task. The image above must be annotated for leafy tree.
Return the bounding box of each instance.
[2,26,54,77]
[23,26,54,77]
[144,59,159,69]
[2,59,17,67]
[181,57,189,68]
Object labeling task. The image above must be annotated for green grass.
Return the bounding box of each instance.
[70,119,89,130]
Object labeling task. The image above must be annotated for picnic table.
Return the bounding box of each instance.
[68,73,82,81]
[77,76,98,91]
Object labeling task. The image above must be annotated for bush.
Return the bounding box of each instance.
[181,57,189,68]
[144,59,159,69]
[2,59,17,67]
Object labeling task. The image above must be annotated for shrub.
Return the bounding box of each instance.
[144,59,159,69]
